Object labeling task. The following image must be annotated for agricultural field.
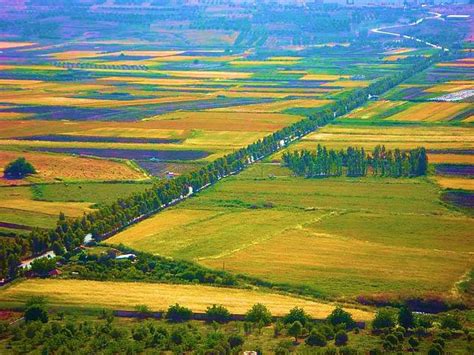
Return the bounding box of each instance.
[0,279,372,320]
[109,163,473,301]
[0,26,428,235]
[0,5,472,354]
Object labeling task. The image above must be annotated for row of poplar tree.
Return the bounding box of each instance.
[0,51,446,280]
[282,145,428,178]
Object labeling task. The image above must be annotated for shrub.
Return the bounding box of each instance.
[274,320,284,337]
[228,334,244,348]
[25,305,48,323]
[319,324,335,340]
[205,304,231,323]
[385,333,399,347]
[428,344,443,355]
[372,308,395,330]
[245,303,272,326]
[134,304,152,318]
[165,304,192,323]
[408,336,419,351]
[4,157,36,179]
[440,314,462,330]
[283,307,310,326]
[327,307,355,329]
[335,330,348,346]
[288,321,303,342]
[394,331,404,342]
[418,314,433,328]
[305,330,327,347]
[369,348,383,355]
[398,306,415,329]
[433,337,445,348]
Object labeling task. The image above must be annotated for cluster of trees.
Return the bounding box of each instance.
[3,157,36,179]
[1,298,470,354]
[283,145,428,178]
[370,306,467,354]
[65,246,238,286]
[0,51,445,281]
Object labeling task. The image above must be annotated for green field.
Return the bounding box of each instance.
[109,163,473,300]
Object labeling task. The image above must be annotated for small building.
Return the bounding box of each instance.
[115,254,137,261]
[48,269,62,277]
[83,233,94,246]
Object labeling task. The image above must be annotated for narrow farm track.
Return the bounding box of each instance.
[371,11,448,51]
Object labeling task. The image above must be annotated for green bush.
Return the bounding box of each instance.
[319,324,335,340]
[283,307,310,326]
[305,330,327,347]
[335,330,348,346]
[245,303,272,326]
[327,307,356,329]
[398,306,415,329]
[372,308,395,330]
[228,334,244,348]
[25,305,48,323]
[165,304,192,323]
[205,304,231,323]
[441,314,462,330]
[408,336,419,351]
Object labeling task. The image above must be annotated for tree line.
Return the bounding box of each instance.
[0,50,447,281]
[282,145,428,178]
[3,296,467,354]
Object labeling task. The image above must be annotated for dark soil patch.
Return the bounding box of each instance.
[435,164,474,177]
[442,190,474,211]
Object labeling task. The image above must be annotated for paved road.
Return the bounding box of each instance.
[371,11,449,52]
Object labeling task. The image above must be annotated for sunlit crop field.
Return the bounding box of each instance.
[110,163,473,300]
[0,279,372,320]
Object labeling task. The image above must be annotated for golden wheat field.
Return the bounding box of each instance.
[386,102,471,122]
[0,279,373,320]
[0,199,93,217]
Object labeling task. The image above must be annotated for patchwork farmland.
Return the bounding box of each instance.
[0,2,473,353]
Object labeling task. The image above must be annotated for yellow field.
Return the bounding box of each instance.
[0,199,92,217]
[387,102,471,122]
[0,279,372,319]
[230,60,297,66]
[435,177,474,190]
[146,111,302,132]
[0,41,35,49]
[208,99,332,113]
[384,48,414,54]
[384,55,408,61]
[157,70,252,79]
[300,74,350,81]
[429,154,474,165]
[0,150,145,184]
[279,125,474,160]
[0,93,207,108]
[98,76,205,86]
[321,80,370,88]
[425,81,474,93]
[0,79,43,85]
